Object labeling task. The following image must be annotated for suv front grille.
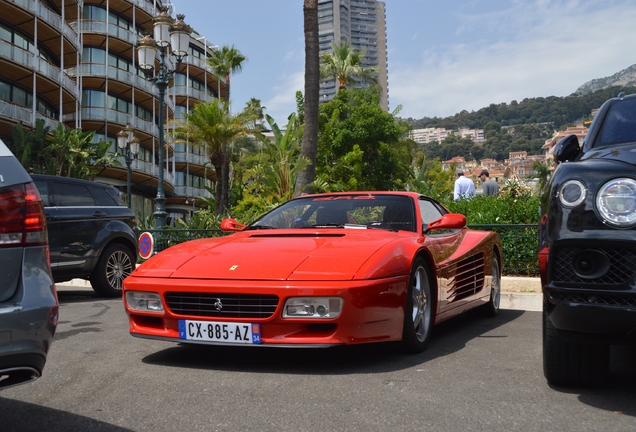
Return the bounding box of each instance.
[164,292,279,319]
[550,246,636,288]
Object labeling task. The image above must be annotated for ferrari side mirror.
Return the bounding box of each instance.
[424,213,466,234]
[220,218,247,232]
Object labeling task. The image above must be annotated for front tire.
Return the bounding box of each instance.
[543,308,609,386]
[401,258,434,353]
[90,243,135,297]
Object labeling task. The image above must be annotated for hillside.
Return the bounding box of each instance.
[574,64,636,95]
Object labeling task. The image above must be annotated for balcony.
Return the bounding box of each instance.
[113,154,175,189]
[11,0,79,49]
[174,185,213,199]
[63,108,159,136]
[173,150,208,166]
[0,100,61,130]
[170,85,214,103]
[0,40,79,99]
[66,64,175,111]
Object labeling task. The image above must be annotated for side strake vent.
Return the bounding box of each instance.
[448,253,485,301]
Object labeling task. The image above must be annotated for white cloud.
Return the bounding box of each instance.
[263,70,305,125]
[390,1,636,118]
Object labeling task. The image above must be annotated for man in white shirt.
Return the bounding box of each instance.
[454,169,476,200]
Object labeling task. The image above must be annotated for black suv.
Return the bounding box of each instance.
[31,175,138,297]
[539,93,636,386]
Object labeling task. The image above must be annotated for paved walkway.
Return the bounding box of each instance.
[55,277,543,311]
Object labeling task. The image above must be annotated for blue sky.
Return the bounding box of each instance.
[172,0,636,123]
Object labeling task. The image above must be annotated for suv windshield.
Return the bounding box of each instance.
[597,97,636,147]
[250,194,416,232]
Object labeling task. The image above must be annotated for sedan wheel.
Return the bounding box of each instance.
[401,258,433,353]
[91,244,135,297]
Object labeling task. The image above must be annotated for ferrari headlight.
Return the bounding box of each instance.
[283,297,343,318]
[596,178,636,227]
[125,291,164,313]
[559,179,586,207]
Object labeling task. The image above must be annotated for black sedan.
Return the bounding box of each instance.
[539,92,636,386]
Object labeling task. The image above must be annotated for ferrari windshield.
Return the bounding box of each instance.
[597,97,636,147]
[250,194,417,232]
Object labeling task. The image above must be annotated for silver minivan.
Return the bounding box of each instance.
[0,139,58,390]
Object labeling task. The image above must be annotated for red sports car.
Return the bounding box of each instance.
[123,192,501,353]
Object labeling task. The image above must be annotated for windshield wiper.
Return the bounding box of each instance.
[245,225,277,230]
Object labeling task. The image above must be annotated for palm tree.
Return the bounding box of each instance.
[179,99,251,215]
[319,41,378,90]
[207,45,247,103]
[249,113,310,204]
[295,0,319,195]
[244,97,265,129]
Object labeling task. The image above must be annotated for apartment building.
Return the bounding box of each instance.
[318,0,389,110]
[0,0,226,223]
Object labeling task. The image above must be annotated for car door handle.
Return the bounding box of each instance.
[93,211,107,217]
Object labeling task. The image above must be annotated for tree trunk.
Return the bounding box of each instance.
[295,0,319,195]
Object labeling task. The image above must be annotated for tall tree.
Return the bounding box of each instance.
[320,41,378,90]
[207,44,247,103]
[179,99,252,215]
[316,88,413,191]
[295,0,319,195]
[244,97,265,129]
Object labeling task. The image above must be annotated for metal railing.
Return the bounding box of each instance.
[140,224,540,276]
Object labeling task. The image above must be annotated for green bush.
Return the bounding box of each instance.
[444,192,540,276]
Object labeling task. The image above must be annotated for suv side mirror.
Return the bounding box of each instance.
[554,134,580,164]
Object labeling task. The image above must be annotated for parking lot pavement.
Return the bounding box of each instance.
[55,276,543,311]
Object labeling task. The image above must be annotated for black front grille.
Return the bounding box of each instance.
[549,291,636,307]
[551,246,636,287]
[164,292,279,319]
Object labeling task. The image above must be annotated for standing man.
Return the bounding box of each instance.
[454,169,476,200]
[480,169,499,197]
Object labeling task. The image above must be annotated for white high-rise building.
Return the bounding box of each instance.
[318,0,389,110]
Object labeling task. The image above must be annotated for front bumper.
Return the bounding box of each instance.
[124,275,409,347]
[544,288,636,344]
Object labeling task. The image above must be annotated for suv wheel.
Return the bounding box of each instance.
[543,308,609,386]
[91,244,135,297]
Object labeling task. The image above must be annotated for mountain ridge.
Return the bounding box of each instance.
[574,64,636,95]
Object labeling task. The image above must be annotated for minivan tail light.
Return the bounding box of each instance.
[0,182,48,247]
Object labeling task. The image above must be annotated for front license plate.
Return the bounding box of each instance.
[178,320,261,344]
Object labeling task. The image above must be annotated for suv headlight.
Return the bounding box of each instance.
[596,178,636,227]
[558,179,586,207]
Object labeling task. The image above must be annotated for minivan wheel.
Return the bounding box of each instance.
[90,244,135,297]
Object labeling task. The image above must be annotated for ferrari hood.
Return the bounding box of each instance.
[133,231,398,281]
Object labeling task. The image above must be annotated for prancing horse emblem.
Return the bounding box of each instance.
[214,298,223,312]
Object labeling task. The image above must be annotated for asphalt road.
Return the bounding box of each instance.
[2,290,635,432]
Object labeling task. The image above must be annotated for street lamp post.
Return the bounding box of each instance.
[136,8,191,230]
[117,124,140,208]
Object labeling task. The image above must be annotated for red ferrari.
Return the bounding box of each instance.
[123,192,501,353]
